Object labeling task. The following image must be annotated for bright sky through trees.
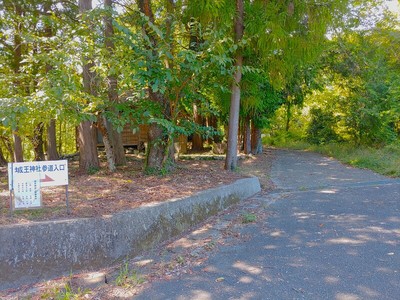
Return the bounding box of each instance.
[387,0,399,13]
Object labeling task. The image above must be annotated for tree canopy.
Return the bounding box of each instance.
[0,0,398,172]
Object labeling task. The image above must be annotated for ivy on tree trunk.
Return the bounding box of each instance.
[138,0,174,173]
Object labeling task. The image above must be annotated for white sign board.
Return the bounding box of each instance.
[9,160,68,188]
[13,180,42,208]
[8,160,68,209]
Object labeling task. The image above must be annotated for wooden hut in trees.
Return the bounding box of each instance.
[97,124,188,154]
[97,124,148,149]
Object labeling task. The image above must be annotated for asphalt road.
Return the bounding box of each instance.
[134,149,400,300]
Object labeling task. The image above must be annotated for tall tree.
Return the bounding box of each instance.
[43,0,59,160]
[10,1,24,162]
[137,0,173,172]
[78,0,100,172]
[47,119,59,160]
[225,0,244,170]
[104,0,126,166]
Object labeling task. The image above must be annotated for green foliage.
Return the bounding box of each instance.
[240,62,283,129]
[114,261,145,288]
[40,282,90,300]
[306,108,340,145]
[0,0,395,171]
[87,166,99,175]
[313,143,400,177]
[268,3,400,151]
[242,212,257,224]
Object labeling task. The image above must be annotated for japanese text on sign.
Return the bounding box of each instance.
[9,160,68,189]
[8,160,69,209]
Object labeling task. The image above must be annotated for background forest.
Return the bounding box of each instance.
[0,0,399,175]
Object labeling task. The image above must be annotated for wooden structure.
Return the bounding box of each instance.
[97,124,188,154]
[120,124,149,146]
[97,124,148,148]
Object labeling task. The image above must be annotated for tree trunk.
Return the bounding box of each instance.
[207,115,220,143]
[192,103,204,151]
[104,0,126,166]
[146,123,166,171]
[189,21,204,152]
[251,125,263,155]
[110,127,125,165]
[42,2,59,161]
[243,117,251,154]
[32,123,45,161]
[78,0,100,173]
[97,115,116,172]
[10,4,23,163]
[1,136,14,162]
[59,121,63,154]
[225,0,244,170]
[47,119,59,160]
[78,121,99,172]
[138,0,173,172]
[0,146,7,166]
[285,100,291,132]
[13,132,23,162]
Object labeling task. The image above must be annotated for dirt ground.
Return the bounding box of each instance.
[0,150,274,225]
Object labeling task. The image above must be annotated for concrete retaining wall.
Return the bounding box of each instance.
[0,177,260,290]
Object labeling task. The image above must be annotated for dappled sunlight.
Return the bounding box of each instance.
[191,225,213,237]
[325,276,340,284]
[329,214,368,223]
[77,271,106,287]
[376,267,394,274]
[260,274,273,282]
[264,245,278,250]
[357,285,380,298]
[202,265,218,273]
[290,234,305,245]
[349,226,400,236]
[335,292,361,300]
[133,259,154,267]
[328,177,354,182]
[287,257,307,268]
[178,290,212,300]
[238,276,253,283]
[233,261,262,275]
[306,241,319,247]
[326,237,366,245]
[346,248,359,256]
[270,230,285,237]
[169,237,197,249]
[319,189,338,194]
[353,234,376,242]
[235,292,258,299]
[387,216,400,223]
[293,212,317,219]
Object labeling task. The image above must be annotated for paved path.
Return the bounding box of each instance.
[134,149,400,300]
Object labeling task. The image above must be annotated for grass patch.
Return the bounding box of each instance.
[242,212,257,224]
[12,207,64,220]
[114,261,145,288]
[40,281,90,299]
[309,143,400,177]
